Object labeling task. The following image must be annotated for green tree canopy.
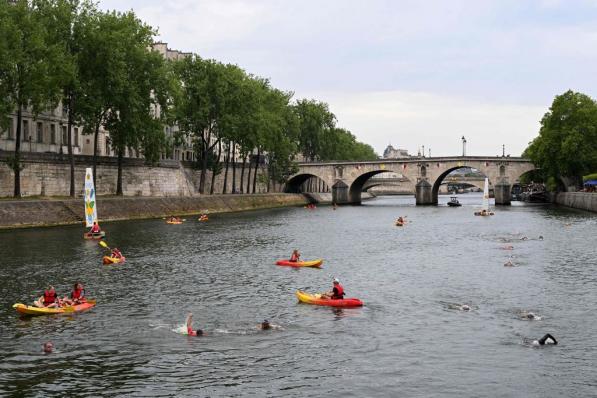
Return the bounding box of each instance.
[524,90,597,186]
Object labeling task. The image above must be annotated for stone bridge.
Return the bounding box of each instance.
[284,156,536,205]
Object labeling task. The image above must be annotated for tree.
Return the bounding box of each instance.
[524,90,597,187]
[294,99,335,161]
[0,0,64,197]
[100,10,171,195]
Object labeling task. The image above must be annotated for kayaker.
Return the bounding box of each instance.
[111,248,123,259]
[89,221,101,234]
[63,282,86,306]
[43,342,53,354]
[289,249,300,263]
[186,313,204,336]
[321,278,345,300]
[34,286,61,308]
[532,333,557,346]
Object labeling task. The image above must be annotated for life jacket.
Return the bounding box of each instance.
[44,290,57,305]
[91,224,100,233]
[332,284,345,299]
[71,288,85,300]
[112,249,122,258]
[290,253,299,262]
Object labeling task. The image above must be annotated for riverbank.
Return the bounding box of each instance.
[553,192,597,213]
[0,193,312,229]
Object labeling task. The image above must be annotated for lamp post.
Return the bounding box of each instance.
[422,145,425,158]
[461,136,467,156]
[502,144,505,157]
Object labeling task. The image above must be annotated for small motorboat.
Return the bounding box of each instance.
[447,197,461,207]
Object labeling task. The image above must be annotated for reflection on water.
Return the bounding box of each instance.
[1,194,596,397]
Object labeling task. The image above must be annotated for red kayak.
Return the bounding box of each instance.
[296,290,364,307]
[275,259,323,268]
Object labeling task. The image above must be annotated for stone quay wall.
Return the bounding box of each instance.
[554,192,597,213]
[0,194,310,229]
[0,151,274,197]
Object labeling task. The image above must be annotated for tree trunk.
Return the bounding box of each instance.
[252,148,260,193]
[231,141,237,193]
[240,154,247,193]
[210,140,221,195]
[222,140,231,194]
[199,137,208,194]
[13,106,22,197]
[67,94,75,197]
[246,156,252,193]
[116,147,123,195]
[92,120,100,188]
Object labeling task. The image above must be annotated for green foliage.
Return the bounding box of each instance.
[524,90,597,184]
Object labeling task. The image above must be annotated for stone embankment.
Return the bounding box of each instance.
[0,194,311,229]
[554,192,597,213]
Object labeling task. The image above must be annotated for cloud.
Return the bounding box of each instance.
[303,90,545,156]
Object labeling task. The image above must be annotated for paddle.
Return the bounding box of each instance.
[99,240,111,250]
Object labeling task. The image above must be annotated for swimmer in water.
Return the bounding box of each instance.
[43,342,53,353]
[520,236,528,241]
[501,245,514,250]
[261,320,271,330]
[460,304,471,311]
[520,311,542,320]
[532,333,557,346]
[185,313,204,336]
[538,236,544,240]
[504,259,514,267]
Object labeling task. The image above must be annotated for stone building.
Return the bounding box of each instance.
[0,42,199,162]
[382,144,411,159]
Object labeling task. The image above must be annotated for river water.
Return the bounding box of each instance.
[0,194,595,397]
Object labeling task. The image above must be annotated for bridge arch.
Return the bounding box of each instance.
[284,173,331,193]
[431,166,492,204]
[348,170,413,203]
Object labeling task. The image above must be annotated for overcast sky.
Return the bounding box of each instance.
[100,0,597,157]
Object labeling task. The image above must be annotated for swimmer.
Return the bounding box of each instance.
[460,304,471,311]
[504,259,514,267]
[532,333,557,346]
[185,313,204,336]
[258,319,282,330]
[538,236,544,240]
[261,319,271,330]
[43,342,53,353]
[520,236,528,241]
[501,245,514,250]
[520,311,542,320]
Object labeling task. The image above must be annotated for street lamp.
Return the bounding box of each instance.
[461,136,467,156]
[502,144,505,157]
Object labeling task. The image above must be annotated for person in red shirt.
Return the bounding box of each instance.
[289,249,300,262]
[89,222,101,234]
[111,248,123,259]
[185,313,204,336]
[321,278,345,300]
[63,283,86,306]
[34,286,61,308]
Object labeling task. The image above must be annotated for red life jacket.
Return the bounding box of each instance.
[290,253,299,262]
[91,224,100,233]
[44,290,57,305]
[71,288,84,300]
[332,284,345,299]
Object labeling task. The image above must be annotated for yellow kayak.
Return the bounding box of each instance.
[296,290,363,307]
[13,301,96,316]
[275,259,323,268]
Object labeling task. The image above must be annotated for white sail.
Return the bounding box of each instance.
[84,168,98,227]
[482,177,490,211]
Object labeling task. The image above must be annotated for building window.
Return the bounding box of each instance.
[37,122,43,143]
[74,127,79,146]
[50,124,56,144]
[22,120,29,141]
[61,126,67,145]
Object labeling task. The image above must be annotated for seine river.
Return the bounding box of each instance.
[0,194,595,397]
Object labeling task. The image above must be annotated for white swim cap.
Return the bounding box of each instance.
[333,278,340,284]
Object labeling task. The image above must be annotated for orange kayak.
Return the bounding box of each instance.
[296,290,363,307]
[102,255,126,265]
[13,301,96,316]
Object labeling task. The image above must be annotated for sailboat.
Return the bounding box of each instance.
[474,177,494,216]
[83,168,105,239]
